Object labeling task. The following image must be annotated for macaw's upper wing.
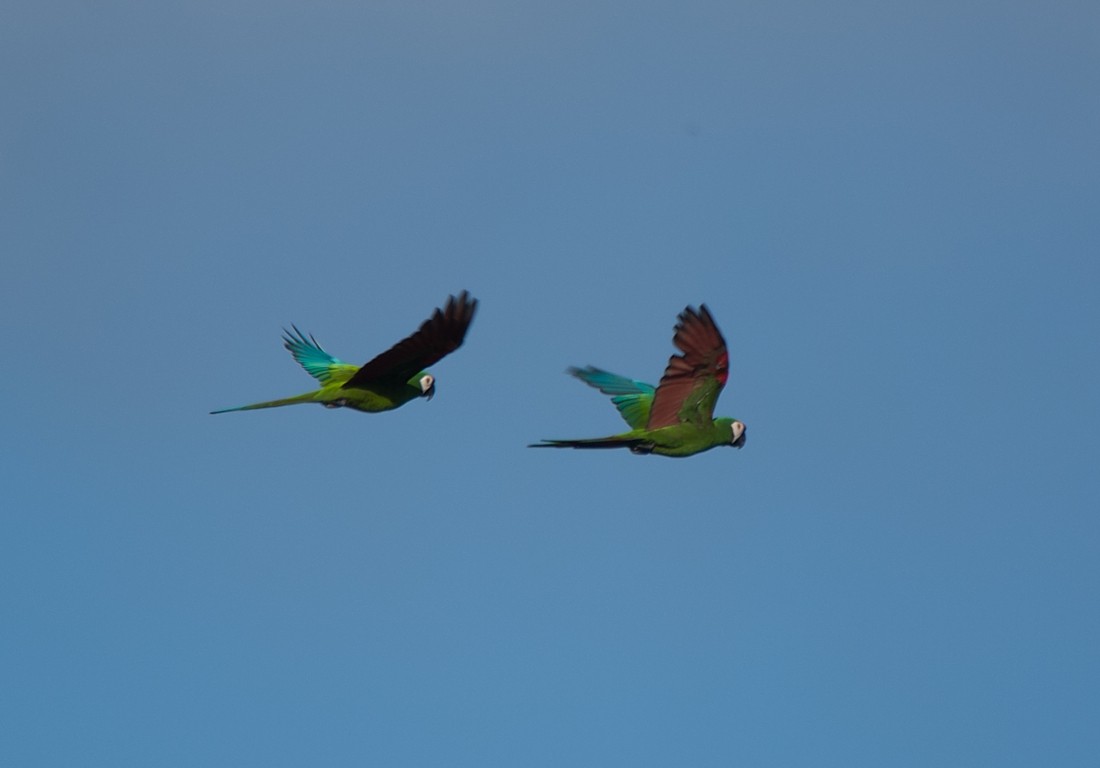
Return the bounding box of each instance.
[342,291,478,389]
[568,366,655,430]
[646,304,729,429]
[283,326,360,385]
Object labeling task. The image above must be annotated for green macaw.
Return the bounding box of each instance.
[211,291,477,415]
[530,304,746,457]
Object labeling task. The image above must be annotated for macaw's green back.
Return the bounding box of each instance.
[210,292,477,416]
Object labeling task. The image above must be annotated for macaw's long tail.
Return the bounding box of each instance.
[528,436,649,451]
[210,392,319,415]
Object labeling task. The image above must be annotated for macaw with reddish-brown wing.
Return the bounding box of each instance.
[530,304,746,457]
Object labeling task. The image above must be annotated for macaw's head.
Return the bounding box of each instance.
[729,419,747,449]
[416,372,436,401]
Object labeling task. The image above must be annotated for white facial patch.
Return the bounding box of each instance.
[731,421,746,443]
[419,375,434,394]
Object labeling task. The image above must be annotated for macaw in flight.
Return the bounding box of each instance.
[530,304,746,457]
[211,291,477,415]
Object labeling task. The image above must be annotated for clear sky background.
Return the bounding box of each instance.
[3,1,1098,765]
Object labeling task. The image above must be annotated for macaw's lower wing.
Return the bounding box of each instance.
[283,326,359,385]
[568,366,654,429]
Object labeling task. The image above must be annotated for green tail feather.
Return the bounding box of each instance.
[528,436,646,450]
[210,392,318,414]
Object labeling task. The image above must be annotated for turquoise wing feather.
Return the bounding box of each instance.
[282,326,359,385]
[568,366,655,430]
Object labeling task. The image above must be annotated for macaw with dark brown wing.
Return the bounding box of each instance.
[211,292,477,415]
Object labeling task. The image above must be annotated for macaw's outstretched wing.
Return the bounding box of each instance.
[568,366,655,430]
[646,304,729,429]
[283,326,359,385]
[342,291,478,389]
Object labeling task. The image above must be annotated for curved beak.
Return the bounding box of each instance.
[425,384,435,401]
[733,430,746,449]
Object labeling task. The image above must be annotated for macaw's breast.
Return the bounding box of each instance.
[328,381,422,413]
[646,422,735,457]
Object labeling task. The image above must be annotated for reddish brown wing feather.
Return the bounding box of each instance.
[342,291,478,388]
[645,304,729,429]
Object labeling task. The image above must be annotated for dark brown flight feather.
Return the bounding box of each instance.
[342,291,478,388]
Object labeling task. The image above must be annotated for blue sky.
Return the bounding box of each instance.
[2,1,1098,765]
